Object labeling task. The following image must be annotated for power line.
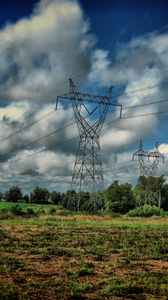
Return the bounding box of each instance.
[123,99,168,110]
[0,109,97,158]
[0,119,77,158]
[1,93,168,148]
[1,86,168,167]
[0,135,78,166]
[2,106,168,167]
[106,107,168,127]
[122,109,168,120]
[0,73,167,145]
[108,98,168,114]
[0,108,56,143]
[119,82,162,96]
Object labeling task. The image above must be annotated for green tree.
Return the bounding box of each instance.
[4,186,23,202]
[62,190,77,210]
[50,191,63,205]
[23,194,30,203]
[134,176,166,207]
[81,191,104,212]
[105,181,135,213]
[30,187,49,204]
[161,183,168,211]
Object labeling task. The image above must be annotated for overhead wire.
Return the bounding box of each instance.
[0,101,168,164]
[0,109,56,143]
[1,27,168,187]
[2,103,168,167]
[0,83,168,146]
[0,119,77,158]
[0,135,78,166]
[0,69,168,168]
[0,66,167,144]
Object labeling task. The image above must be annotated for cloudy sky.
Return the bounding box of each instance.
[0,0,168,194]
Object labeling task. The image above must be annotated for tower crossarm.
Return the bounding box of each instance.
[147,151,164,162]
[133,151,164,161]
[133,150,148,160]
[56,79,122,118]
[57,92,115,104]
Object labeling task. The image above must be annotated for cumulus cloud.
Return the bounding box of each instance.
[87,30,168,188]
[90,31,168,174]
[0,0,93,103]
[0,0,93,192]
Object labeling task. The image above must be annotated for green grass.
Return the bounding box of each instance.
[0,201,62,215]
[0,214,168,299]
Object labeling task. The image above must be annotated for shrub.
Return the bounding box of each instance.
[0,212,13,220]
[49,207,56,214]
[11,205,24,216]
[77,267,94,277]
[26,208,35,216]
[56,209,69,216]
[127,204,167,217]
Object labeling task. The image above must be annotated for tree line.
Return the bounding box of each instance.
[1,176,168,213]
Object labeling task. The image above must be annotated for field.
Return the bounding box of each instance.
[0,201,61,214]
[0,208,168,299]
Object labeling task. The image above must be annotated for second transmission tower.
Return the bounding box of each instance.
[133,139,164,204]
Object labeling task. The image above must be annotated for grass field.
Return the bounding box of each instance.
[0,211,168,299]
[0,201,61,214]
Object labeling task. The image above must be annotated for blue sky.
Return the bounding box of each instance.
[80,0,168,50]
[0,0,168,193]
[1,0,168,43]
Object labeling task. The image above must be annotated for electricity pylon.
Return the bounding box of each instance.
[133,139,164,177]
[56,79,122,210]
[133,139,164,204]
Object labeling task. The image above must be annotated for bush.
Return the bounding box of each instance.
[26,208,36,216]
[127,204,167,217]
[11,205,24,216]
[1,208,10,214]
[56,209,69,216]
[0,212,13,220]
[49,207,56,214]
[77,267,94,277]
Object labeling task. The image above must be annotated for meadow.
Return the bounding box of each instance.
[0,204,168,299]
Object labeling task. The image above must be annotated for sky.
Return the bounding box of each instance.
[0,0,168,194]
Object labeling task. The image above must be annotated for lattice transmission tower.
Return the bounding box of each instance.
[56,79,122,208]
[133,139,164,177]
[133,139,164,204]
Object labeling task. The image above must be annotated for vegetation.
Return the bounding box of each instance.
[105,181,135,213]
[0,176,168,299]
[127,204,167,217]
[0,175,168,216]
[4,186,23,202]
[30,187,50,204]
[134,176,166,207]
[0,214,168,299]
[0,202,62,220]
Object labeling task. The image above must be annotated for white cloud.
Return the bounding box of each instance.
[158,143,168,154]
[90,30,168,156]
[0,0,93,103]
